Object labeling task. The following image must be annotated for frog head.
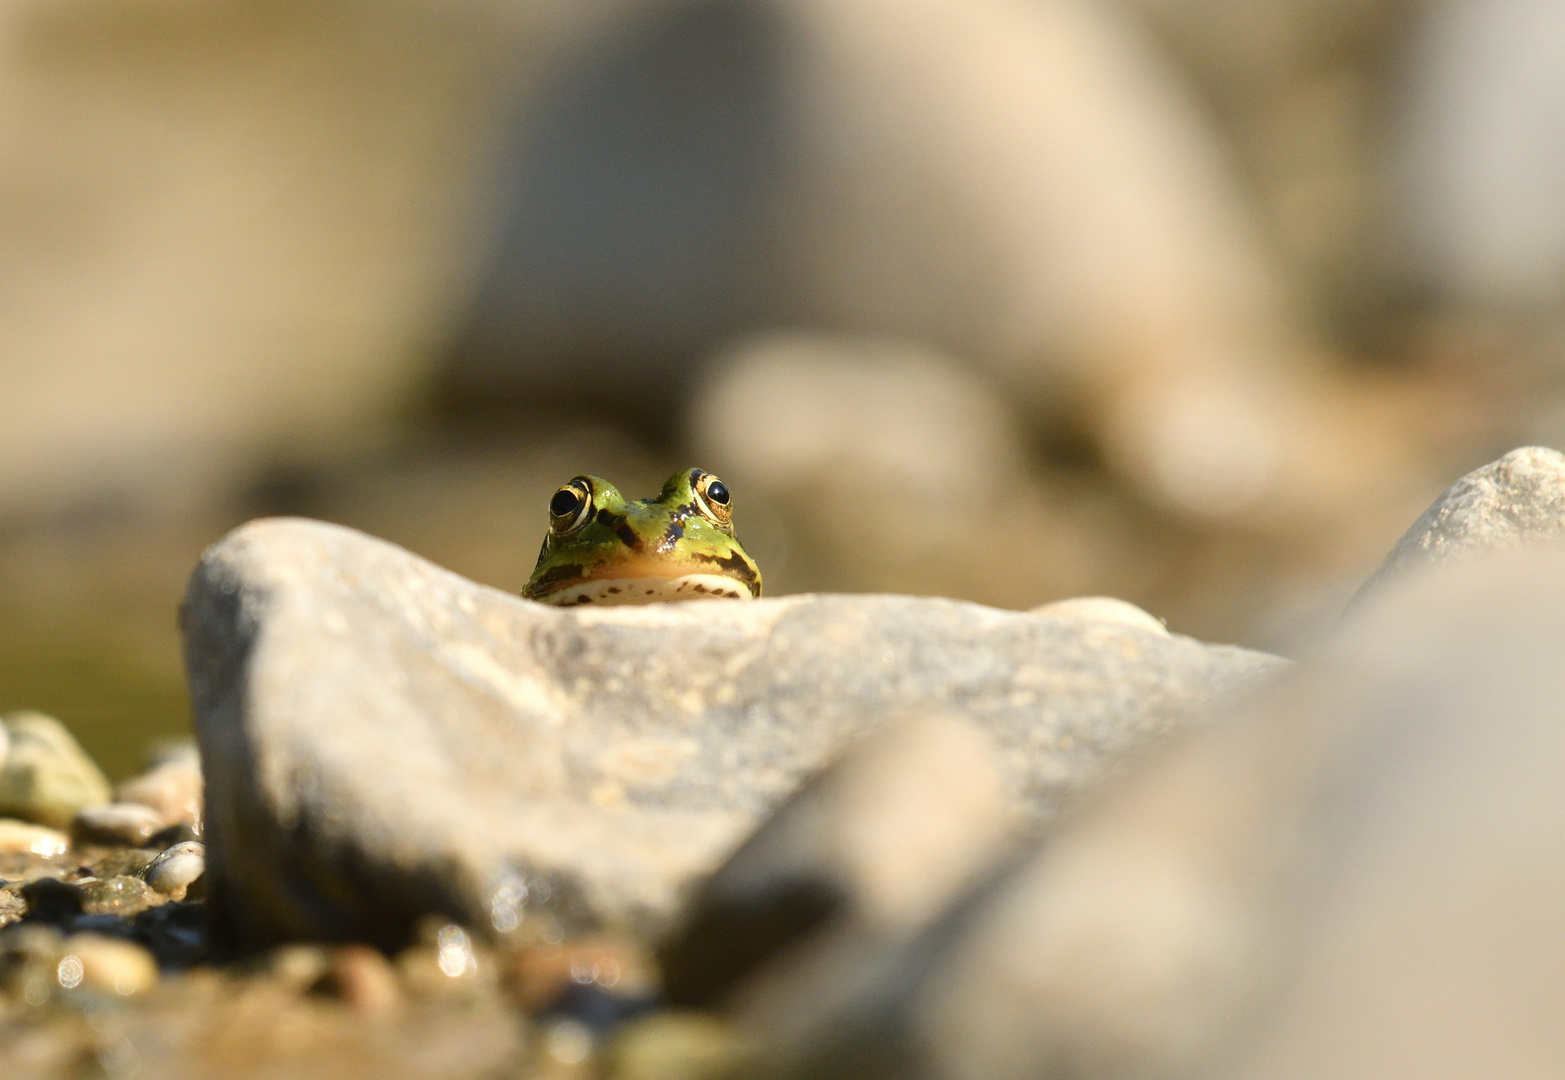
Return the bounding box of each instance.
[523,468,762,605]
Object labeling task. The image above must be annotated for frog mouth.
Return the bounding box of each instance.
[545,573,753,606]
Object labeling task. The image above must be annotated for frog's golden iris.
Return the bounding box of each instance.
[523,468,761,606]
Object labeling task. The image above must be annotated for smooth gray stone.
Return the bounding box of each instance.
[1357,446,1565,600]
[71,803,167,848]
[759,548,1565,1080]
[182,518,1283,953]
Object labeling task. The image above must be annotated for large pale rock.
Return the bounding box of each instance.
[182,518,1282,952]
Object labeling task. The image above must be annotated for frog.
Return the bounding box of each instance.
[523,468,762,605]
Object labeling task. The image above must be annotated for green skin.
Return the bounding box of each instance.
[524,469,762,605]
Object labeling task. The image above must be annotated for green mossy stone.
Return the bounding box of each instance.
[0,712,112,829]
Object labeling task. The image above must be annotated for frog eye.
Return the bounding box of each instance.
[548,478,594,537]
[692,471,734,527]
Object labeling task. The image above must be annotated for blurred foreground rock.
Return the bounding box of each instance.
[658,717,1016,1007]
[181,517,1282,953]
[1217,553,1565,1079]
[687,447,1565,1080]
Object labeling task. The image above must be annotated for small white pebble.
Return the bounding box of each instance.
[141,840,205,898]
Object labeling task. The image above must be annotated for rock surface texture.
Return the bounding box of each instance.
[1357,445,1565,597]
[182,517,1283,953]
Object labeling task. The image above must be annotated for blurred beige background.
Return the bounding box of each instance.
[1,0,1560,774]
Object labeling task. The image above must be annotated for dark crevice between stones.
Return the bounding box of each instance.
[658,876,844,1007]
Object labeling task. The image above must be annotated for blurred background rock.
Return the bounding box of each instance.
[0,0,1558,774]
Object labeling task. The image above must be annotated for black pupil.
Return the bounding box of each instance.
[706,480,730,506]
[550,488,583,518]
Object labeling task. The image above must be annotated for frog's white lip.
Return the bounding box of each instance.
[545,574,753,606]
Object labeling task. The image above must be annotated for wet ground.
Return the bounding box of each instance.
[0,837,743,1080]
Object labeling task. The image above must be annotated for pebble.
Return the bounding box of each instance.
[77,875,160,918]
[57,933,159,996]
[0,923,64,1001]
[115,755,203,828]
[71,802,167,848]
[267,943,331,991]
[141,841,205,899]
[602,1013,745,1080]
[0,713,111,829]
[0,818,69,856]
[89,847,161,879]
[313,944,402,1015]
[1031,596,1169,635]
[543,1018,595,1068]
[133,901,207,969]
[0,887,25,928]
